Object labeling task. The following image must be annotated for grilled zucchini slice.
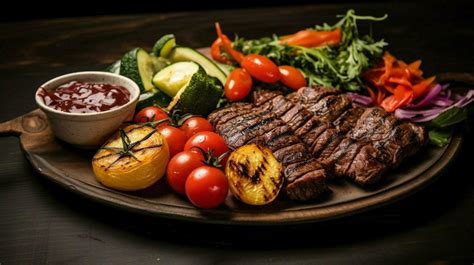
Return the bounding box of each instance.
[92,125,169,191]
[226,144,283,205]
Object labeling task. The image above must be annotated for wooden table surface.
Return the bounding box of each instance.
[1,2,473,264]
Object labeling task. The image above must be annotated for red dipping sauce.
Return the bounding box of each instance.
[38,81,131,113]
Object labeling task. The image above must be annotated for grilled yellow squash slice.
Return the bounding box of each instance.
[92,125,169,191]
[225,144,283,205]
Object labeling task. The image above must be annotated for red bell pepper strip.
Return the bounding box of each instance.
[381,85,413,112]
[412,76,435,99]
[280,28,342,48]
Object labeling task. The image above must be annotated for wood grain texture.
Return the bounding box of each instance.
[0,1,473,264]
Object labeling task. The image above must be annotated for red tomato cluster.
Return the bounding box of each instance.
[213,23,308,102]
[134,107,229,208]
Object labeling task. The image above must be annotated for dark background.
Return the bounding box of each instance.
[0,0,465,22]
[1,1,474,264]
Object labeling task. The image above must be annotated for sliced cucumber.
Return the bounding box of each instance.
[136,89,171,110]
[120,48,155,92]
[150,55,169,73]
[152,61,201,97]
[152,34,176,58]
[168,46,227,85]
[106,60,121,74]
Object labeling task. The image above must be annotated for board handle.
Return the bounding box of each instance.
[0,109,49,137]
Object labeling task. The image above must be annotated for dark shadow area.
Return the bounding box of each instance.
[0,0,458,22]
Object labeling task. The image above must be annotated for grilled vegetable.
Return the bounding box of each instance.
[153,34,176,58]
[225,144,283,205]
[92,125,169,191]
[120,48,156,92]
[153,62,223,115]
[168,46,227,85]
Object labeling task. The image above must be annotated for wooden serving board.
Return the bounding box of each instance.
[0,72,470,225]
[0,110,462,225]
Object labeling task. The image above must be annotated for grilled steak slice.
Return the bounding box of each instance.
[225,117,285,148]
[348,107,390,141]
[208,103,252,126]
[273,143,312,166]
[250,129,300,152]
[284,170,328,201]
[288,86,340,105]
[252,90,282,106]
[346,144,387,185]
[333,107,365,133]
[284,159,324,183]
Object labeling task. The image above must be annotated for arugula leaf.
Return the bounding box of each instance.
[233,9,388,91]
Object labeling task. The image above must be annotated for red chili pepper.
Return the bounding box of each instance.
[215,23,244,63]
[280,28,342,48]
[211,37,230,64]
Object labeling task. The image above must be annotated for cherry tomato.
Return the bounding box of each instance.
[184,131,228,159]
[180,117,214,139]
[224,68,253,101]
[185,166,228,208]
[166,150,205,195]
[240,54,280,83]
[157,125,187,157]
[134,106,169,128]
[278,65,307,90]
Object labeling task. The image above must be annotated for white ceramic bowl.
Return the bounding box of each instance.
[35,71,140,148]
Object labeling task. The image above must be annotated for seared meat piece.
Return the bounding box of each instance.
[207,103,252,126]
[209,86,426,201]
[284,170,328,201]
[345,144,387,185]
[333,107,365,133]
[252,90,282,106]
[273,143,312,166]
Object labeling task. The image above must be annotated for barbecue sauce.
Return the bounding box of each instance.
[38,81,130,113]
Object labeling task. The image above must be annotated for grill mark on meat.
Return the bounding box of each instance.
[284,170,329,201]
[284,159,324,184]
[224,116,281,148]
[273,143,311,166]
[332,107,365,133]
[346,144,387,185]
[216,104,274,133]
[208,103,252,126]
[299,123,330,147]
[252,90,282,106]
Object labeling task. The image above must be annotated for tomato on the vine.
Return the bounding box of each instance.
[278,65,307,90]
[134,106,169,128]
[185,166,228,208]
[180,117,214,139]
[166,150,205,195]
[157,125,187,157]
[184,131,228,157]
[240,54,280,83]
[184,131,229,167]
[224,68,252,101]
